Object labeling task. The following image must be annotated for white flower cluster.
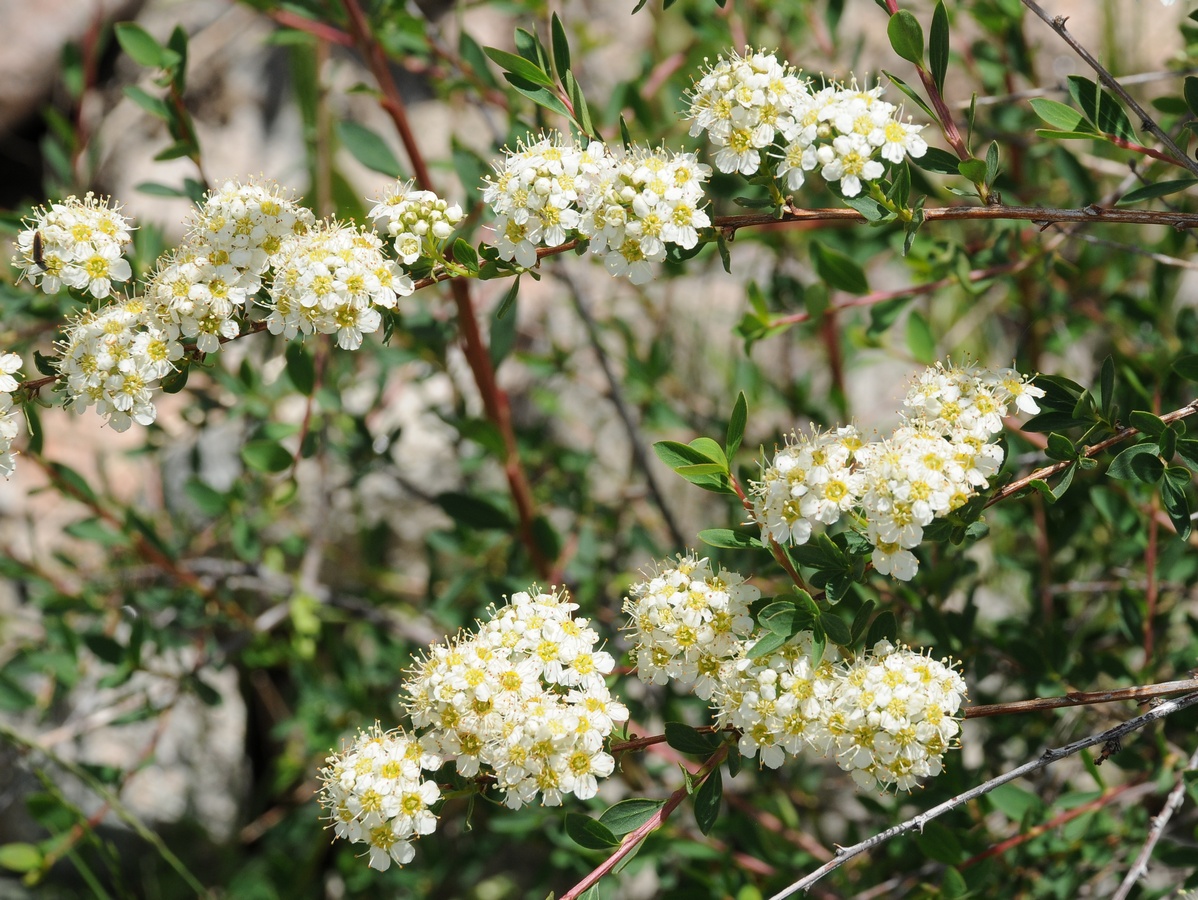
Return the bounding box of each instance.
[686,48,928,197]
[713,632,842,770]
[751,362,1044,581]
[56,297,183,432]
[13,193,134,299]
[623,553,758,699]
[576,145,712,284]
[826,640,966,791]
[369,180,464,266]
[318,724,443,871]
[624,560,968,791]
[265,221,412,349]
[482,134,712,283]
[0,353,25,477]
[401,587,628,811]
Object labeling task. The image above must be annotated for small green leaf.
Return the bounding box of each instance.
[285,342,315,395]
[1045,432,1076,461]
[726,392,747,460]
[865,610,898,647]
[881,71,937,122]
[1029,98,1087,133]
[887,10,924,65]
[664,722,722,755]
[929,2,949,93]
[550,14,571,83]
[811,241,869,294]
[1067,75,1135,141]
[906,311,935,364]
[599,799,665,836]
[694,767,723,835]
[1107,443,1163,483]
[819,611,852,647]
[1099,355,1115,418]
[115,22,178,70]
[484,47,554,87]
[697,528,764,550]
[653,440,715,470]
[1185,75,1198,118]
[689,436,728,468]
[0,843,42,873]
[336,120,403,178]
[565,813,621,850]
[496,277,520,320]
[746,630,789,659]
[242,440,293,473]
[1161,467,1192,539]
[957,158,987,184]
[458,31,499,88]
[435,492,513,529]
[1115,179,1198,207]
[1129,410,1166,437]
[123,85,171,121]
[984,141,1000,186]
[1172,353,1198,382]
[911,146,963,176]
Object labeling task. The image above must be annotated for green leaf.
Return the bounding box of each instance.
[1129,410,1166,437]
[985,141,1000,186]
[550,13,571,83]
[115,22,178,70]
[184,480,228,517]
[881,71,936,122]
[135,181,189,198]
[906,310,935,364]
[811,241,869,294]
[887,10,924,65]
[484,47,555,87]
[694,767,723,835]
[458,31,499,89]
[284,342,315,395]
[746,630,789,659]
[1045,432,1077,461]
[957,158,986,184]
[0,843,42,873]
[726,392,747,460]
[865,610,898,647]
[653,440,714,469]
[565,813,621,850]
[929,2,949,93]
[664,722,721,755]
[241,440,293,474]
[1172,353,1198,381]
[1161,467,1192,539]
[514,28,549,71]
[1107,443,1163,483]
[916,820,965,864]
[435,492,513,529]
[1185,75,1198,118]
[1115,179,1198,207]
[48,461,99,505]
[697,528,764,550]
[842,194,890,221]
[689,437,728,468]
[504,76,575,122]
[912,146,963,176]
[819,611,852,647]
[1029,98,1087,133]
[1177,438,1198,469]
[1067,75,1136,141]
[495,277,520,321]
[1099,355,1115,418]
[599,799,665,836]
[335,120,403,178]
[123,85,171,121]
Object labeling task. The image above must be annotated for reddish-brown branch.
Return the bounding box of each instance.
[962,678,1198,719]
[340,0,550,578]
[960,781,1149,869]
[561,745,728,900]
[987,399,1198,507]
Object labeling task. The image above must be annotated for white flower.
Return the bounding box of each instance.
[56,297,181,432]
[369,180,464,267]
[816,133,885,197]
[265,221,412,349]
[14,193,135,299]
[318,724,443,870]
[624,553,758,698]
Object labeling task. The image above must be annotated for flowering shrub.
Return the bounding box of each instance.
[2,2,1198,899]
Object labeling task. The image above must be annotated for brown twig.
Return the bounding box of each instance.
[962,678,1198,719]
[1020,0,1198,179]
[339,0,551,578]
[986,398,1198,507]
